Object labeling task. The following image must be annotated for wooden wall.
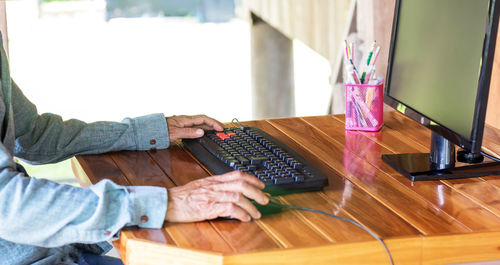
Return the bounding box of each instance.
[246,0,351,66]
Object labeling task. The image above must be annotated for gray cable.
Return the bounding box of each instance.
[272,202,395,265]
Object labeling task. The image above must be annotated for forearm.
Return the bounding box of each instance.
[15,113,170,164]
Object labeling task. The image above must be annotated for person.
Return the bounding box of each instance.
[0,33,269,265]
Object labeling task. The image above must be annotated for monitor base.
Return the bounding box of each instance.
[382,153,500,181]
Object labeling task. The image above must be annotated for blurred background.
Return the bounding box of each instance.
[4,0,331,184]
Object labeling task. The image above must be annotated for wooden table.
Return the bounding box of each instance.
[73,111,500,265]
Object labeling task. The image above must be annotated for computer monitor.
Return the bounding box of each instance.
[382,0,500,181]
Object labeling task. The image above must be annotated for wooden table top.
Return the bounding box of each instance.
[73,111,500,265]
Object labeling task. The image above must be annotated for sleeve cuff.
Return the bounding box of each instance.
[127,186,168,228]
[129,113,170,150]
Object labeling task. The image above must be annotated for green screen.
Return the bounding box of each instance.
[388,0,489,138]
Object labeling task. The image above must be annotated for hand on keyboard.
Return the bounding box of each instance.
[164,171,269,223]
[166,114,224,142]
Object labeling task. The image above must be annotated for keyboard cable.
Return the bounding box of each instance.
[232,118,244,129]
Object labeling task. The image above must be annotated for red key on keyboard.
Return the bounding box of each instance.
[216,132,230,140]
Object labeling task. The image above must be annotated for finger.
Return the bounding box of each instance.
[170,127,204,140]
[229,192,262,219]
[197,124,226,131]
[208,179,269,206]
[215,202,252,222]
[207,171,265,189]
[178,115,224,131]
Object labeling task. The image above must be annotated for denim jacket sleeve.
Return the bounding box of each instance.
[0,81,169,247]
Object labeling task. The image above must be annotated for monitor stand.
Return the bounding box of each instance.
[382,132,500,181]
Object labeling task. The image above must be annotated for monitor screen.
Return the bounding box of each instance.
[385,0,496,152]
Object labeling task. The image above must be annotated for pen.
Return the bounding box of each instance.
[366,42,376,66]
[350,41,355,61]
[346,64,360,84]
[370,46,381,66]
[345,40,351,61]
[364,67,376,84]
[344,40,350,61]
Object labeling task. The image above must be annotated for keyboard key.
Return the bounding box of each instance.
[216,132,230,140]
[235,156,249,165]
[249,156,267,165]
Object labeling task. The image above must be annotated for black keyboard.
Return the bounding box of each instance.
[182,126,328,196]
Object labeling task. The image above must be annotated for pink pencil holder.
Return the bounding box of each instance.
[345,82,384,131]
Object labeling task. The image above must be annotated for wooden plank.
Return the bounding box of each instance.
[72,157,94,188]
[266,117,470,234]
[318,115,500,231]
[480,125,500,189]
[383,111,432,148]
[244,120,421,238]
[130,228,176,246]
[148,144,280,253]
[483,124,500,156]
[75,154,130,186]
[163,222,236,254]
[421,231,500,265]
[109,151,175,188]
[116,228,177,264]
[440,178,500,218]
[278,193,376,243]
[224,236,422,265]
[122,234,224,265]
[253,209,332,248]
[147,144,212,186]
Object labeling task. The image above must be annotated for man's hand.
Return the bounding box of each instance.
[166,115,224,142]
[165,171,269,222]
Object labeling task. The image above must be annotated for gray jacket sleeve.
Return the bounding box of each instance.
[10,81,170,163]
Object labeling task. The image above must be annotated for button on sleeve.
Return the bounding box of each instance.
[126,186,167,228]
